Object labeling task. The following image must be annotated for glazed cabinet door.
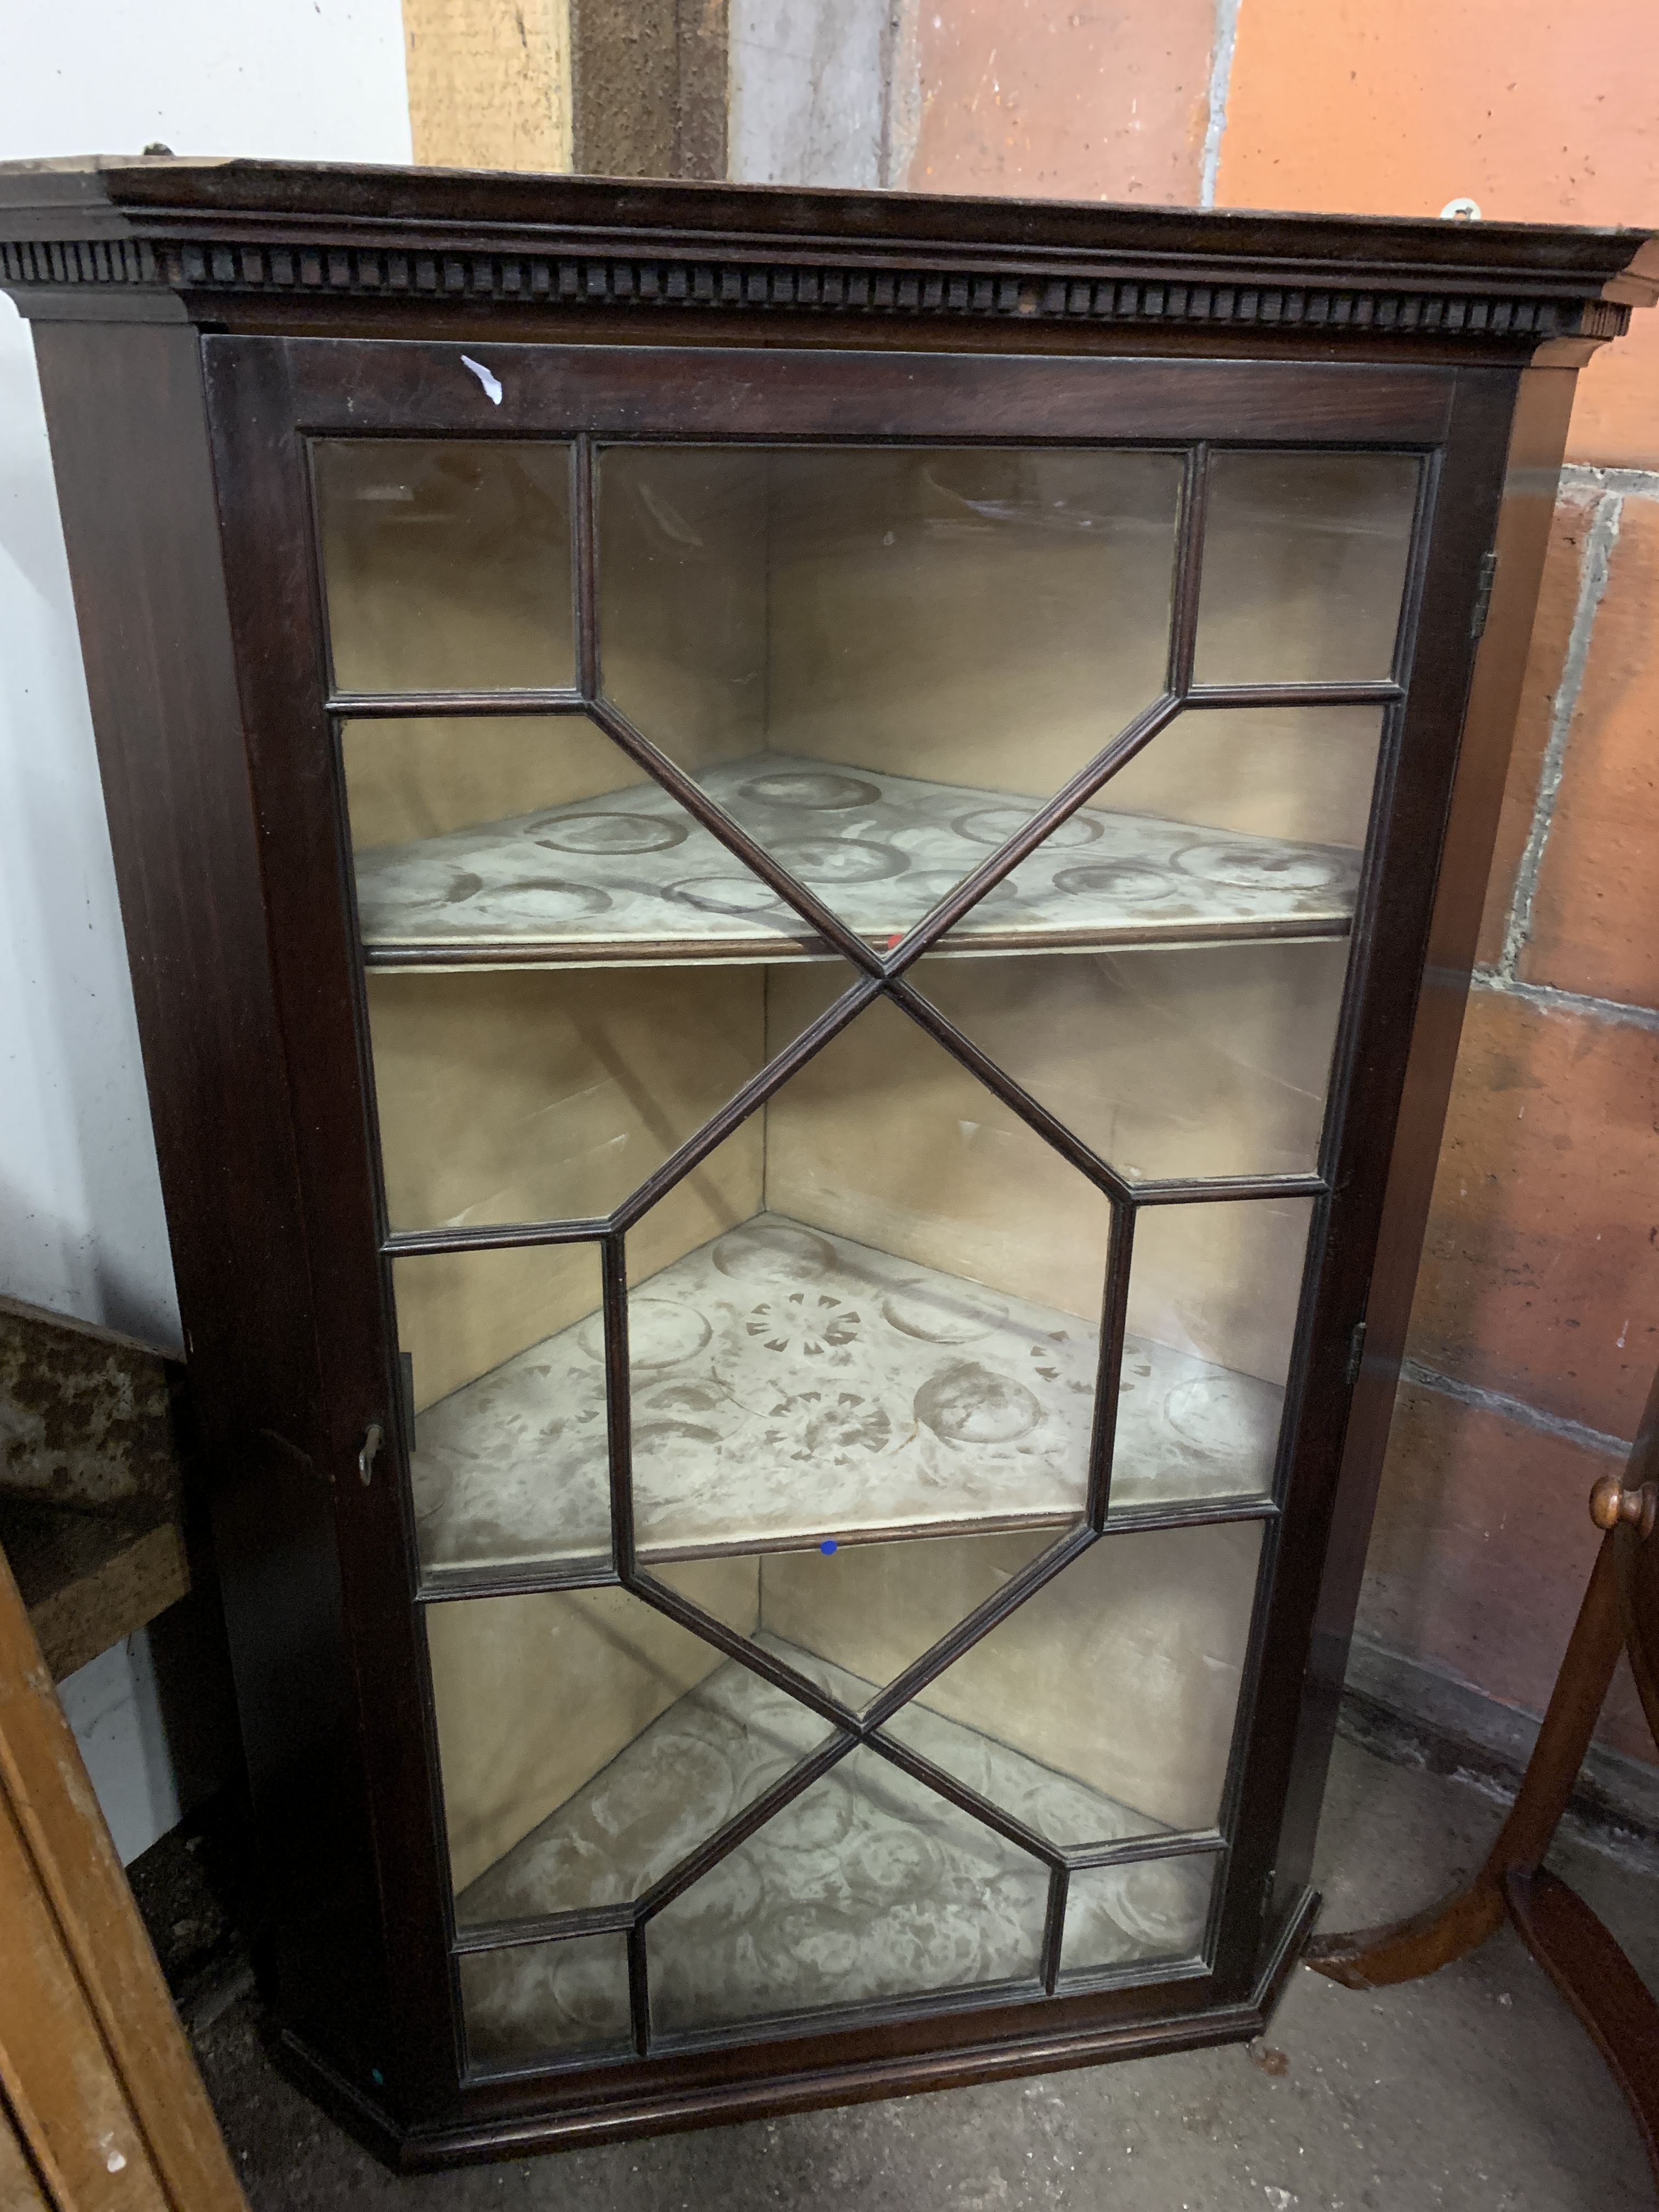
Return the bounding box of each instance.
[202,338,1505,2103]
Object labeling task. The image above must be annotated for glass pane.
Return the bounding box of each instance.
[316,441,573,692]
[973,706,1383,957]
[912,940,1348,1183]
[1193,453,1420,686]
[1062,1853,1217,1977]
[646,1746,1048,2034]
[879,1521,1263,1843]
[368,956,858,1234]
[1112,1198,1316,1511]
[1093,704,1386,850]
[598,446,1181,947]
[393,1244,609,1574]
[623,985,1114,1558]
[429,1576,832,1921]
[652,1527,1065,1717]
[346,714,861,963]
[459,1933,631,2068]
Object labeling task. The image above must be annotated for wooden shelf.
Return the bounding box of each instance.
[0,1496,190,1683]
[454,1634,1207,2058]
[358,753,1361,969]
[411,1216,1282,1577]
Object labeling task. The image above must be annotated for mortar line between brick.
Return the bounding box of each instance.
[1470,966,1659,1034]
[879,1,923,191]
[1558,463,1659,500]
[1499,489,1624,979]
[1198,0,1242,210]
[1400,1358,1632,1458]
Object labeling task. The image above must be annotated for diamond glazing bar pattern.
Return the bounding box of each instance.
[442,1601,1236,2043]
[376,437,1370,1266]
[380,430,1422,2057]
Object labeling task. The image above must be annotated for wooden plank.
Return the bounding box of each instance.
[0,1294,185,1519]
[0,2095,52,2209]
[569,0,728,180]
[0,1788,168,2211]
[0,1545,247,2211]
[402,0,573,172]
[13,1514,191,1684]
[0,1292,194,1680]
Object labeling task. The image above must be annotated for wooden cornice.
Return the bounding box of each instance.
[1,157,1655,347]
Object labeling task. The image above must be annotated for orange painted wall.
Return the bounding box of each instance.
[1217,0,1659,465]
[909,0,1215,202]
[899,1,1659,1773]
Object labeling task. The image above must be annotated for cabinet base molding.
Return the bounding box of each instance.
[275,1883,1315,2170]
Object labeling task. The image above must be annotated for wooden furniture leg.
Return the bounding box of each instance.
[1504,1866,1659,2180]
[1307,1362,1659,2198]
[1304,1531,1626,1989]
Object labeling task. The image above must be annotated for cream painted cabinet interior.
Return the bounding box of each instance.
[318,435,1411,2064]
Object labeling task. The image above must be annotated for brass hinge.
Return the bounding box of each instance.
[1470,549,1500,639]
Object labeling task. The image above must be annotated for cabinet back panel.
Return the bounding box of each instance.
[1130,1198,1313,1396]
[377,969,766,1408]
[911,940,1348,1189]
[343,715,647,853]
[596,448,770,770]
[429,1563,759,1895]
[1193,453,1421,687]
[316,439,575,695]
[758,1520,1260,1835]
[1085,704,1385,850]
[393,1245,603,1420]
[760,449,1181,798]
[367,967,768,1237]
[760,977,1114,1323]
[761,967,1310,1379]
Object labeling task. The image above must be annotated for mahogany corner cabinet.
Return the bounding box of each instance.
[3,158,1653,2167]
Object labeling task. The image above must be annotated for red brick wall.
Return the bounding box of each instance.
[900,0,1659,1766]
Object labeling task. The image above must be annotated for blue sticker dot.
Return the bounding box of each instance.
[820,1539,838,1555]
[371,2068,384,2086]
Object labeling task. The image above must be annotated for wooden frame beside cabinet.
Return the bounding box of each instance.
[1,159,1653,2169]
[0,1545,247,2210]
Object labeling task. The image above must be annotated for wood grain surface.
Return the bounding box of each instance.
[403,0,572,173]
[0,1546,246,2210]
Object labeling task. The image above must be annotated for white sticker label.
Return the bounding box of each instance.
[460,355,504,404]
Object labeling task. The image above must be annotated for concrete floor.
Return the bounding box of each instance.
[191,1734,1659,2210]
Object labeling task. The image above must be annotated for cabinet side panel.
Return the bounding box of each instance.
[1203,368,1523,1996]
[201,335,484,2119]
[1210,364,1578,1995]
[1269,362,1583,1904]
[29,321,392,2080]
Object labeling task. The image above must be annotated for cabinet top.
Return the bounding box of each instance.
[2,155,1654,354]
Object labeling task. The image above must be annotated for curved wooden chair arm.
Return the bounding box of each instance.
[1306,1355,1659,2194]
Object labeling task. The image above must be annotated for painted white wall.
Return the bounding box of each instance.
[2,0,414,1863]
[0,0,415,1356]
[55,1635,184,1866]
[729,0,896,189]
